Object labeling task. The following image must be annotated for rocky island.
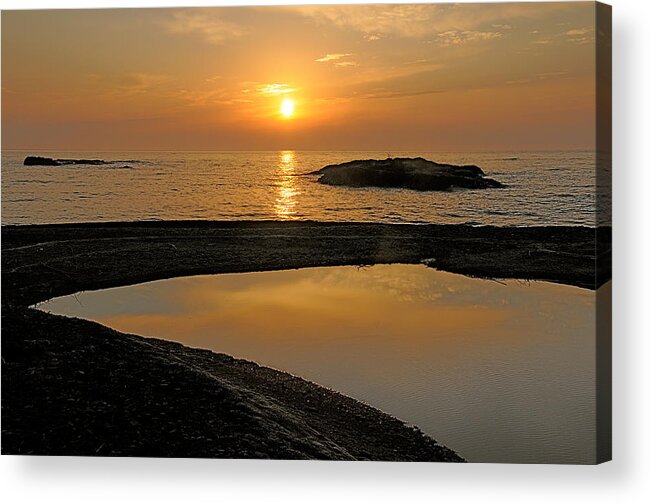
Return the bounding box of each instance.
[23,156,139,167]
[308,157,504,191]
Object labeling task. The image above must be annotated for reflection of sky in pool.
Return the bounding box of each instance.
[40,264,597,464]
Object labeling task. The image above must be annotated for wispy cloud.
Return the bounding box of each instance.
[256,83,298,96]
[505,71,569,86]
[334,61,358,68]
[565,28,590,36]
[165,10,245,44]
[529,26,594,47]
[356,88,444,100]
[87,72,172,98]
[315,53,352,63]
[537,71,569,78]
[314,87,443,105]
[435,30,504,47]
[178,88,252,107]
[564,27,594,44]
[292,3,573,39]
[315,53,358,67]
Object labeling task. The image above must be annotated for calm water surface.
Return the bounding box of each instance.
[2,150,604,226]
[40,265,597,464]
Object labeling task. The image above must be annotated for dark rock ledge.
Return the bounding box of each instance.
[23,156,139,166]
[2,221,610,460]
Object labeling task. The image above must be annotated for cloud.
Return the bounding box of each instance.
[166,10,245,44]
[315,86,443,104]
[256,83,298,96]
[564,27,594,44]
[334,61,358,68]
[505,78,531,85]
[178,88,251,107]
[315,53,352,63]
[87,73,172,98]
[565,28,590,36]
[315,65,446,104]
[536,71,569,78]
[315,53,358,67]
[291,3,573,39]
[492,24,512,30]
[528,26,594,47]
[435,30,504,47]
[356,88,443,100]
[505,71,569,85]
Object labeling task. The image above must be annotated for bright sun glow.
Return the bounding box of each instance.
[280,98,295,118]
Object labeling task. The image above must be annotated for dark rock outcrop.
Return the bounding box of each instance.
[24,156,120,166]
[23,156,61,166]
[308,157,504,191]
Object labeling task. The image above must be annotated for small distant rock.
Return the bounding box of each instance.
[308,157,504,191]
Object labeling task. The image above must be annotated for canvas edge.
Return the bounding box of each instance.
[595,0,612,465]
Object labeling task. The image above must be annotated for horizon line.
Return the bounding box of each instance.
[2,147,597,154]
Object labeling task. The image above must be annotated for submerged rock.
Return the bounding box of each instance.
[308,157,504,191]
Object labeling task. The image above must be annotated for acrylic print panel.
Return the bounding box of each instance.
[0,2,612,464]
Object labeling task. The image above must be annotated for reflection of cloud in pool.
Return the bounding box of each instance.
[40,264,596,464]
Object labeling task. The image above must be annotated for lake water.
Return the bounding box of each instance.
[2,150,604,226]
[39,264,597,464]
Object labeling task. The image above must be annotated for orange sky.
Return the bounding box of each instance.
[1,3,599,151]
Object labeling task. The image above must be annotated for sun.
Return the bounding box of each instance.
[280,98,295,118]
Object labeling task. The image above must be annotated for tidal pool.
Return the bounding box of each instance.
[39,264,597,463]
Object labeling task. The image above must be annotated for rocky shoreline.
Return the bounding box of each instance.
[1,221,610,459]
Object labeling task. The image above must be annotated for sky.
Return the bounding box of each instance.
[1,2,599,151]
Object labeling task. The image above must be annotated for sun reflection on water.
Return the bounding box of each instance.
[275,151,300,219]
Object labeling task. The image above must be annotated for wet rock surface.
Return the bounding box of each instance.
[1,221,609,459]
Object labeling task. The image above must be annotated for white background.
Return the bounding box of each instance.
[0,0,649,502]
